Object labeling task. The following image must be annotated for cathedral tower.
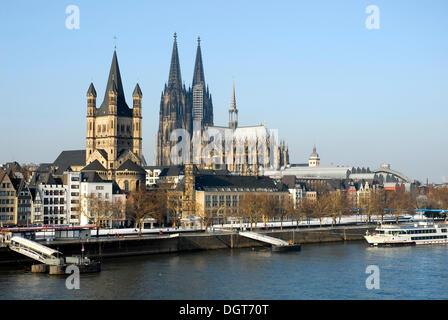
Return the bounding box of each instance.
[192,37,213,127]
[157,34,215,166]
[157,34,189,166]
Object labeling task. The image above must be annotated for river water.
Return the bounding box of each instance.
[1,241,447,299]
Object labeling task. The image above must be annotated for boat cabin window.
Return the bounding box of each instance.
[442,229,447,233]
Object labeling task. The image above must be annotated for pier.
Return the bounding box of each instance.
[4,235,100,274]
[238,231,301,251]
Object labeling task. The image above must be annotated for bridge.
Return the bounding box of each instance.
[239,231,300,251]
[7,236,63,265]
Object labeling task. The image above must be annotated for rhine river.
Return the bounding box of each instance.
[1,241,448,299]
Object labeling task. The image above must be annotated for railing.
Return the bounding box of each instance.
[8,237,62,265]
[239,231,289,247]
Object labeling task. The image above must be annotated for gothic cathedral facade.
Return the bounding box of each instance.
[156,34,289,173]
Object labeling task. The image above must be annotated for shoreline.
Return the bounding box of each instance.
[0,225,376,266]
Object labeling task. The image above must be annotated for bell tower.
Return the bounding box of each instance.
[86,83,97,160]
[132,83,143,161]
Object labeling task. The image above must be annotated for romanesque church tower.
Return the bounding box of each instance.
[85,50,145,192]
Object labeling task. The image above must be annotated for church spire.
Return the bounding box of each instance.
[230,81,237,110]
[103,50,125,101]
[228,82,238,129]
[98,50,131,116]
[192,36,205,86]
[168,33,182,89]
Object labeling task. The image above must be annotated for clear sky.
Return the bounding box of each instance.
[0,0,447,183]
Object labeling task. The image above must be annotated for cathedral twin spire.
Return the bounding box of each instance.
[167,33,206,91]
[192,37,205,87]
[168,33,182,89]
[156,33,213,165]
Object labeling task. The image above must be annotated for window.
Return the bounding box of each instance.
[96,186,104,190]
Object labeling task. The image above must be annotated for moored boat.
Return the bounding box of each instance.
[365,221,448,246]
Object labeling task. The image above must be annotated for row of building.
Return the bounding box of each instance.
[0,153,420,228]
[0,162,126,227]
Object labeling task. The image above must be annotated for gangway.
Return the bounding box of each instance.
[7,236,63,265]
[239,231,300,251]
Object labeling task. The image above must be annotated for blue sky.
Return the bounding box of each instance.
[0,0,447,183]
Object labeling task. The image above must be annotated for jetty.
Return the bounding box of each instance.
[5,236,100,274]
[239,231,301,252]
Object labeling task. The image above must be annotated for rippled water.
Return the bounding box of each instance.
[1,241,448,299]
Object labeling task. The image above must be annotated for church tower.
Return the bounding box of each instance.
[132,83,143,159]
[191,37,213,127]
[308,145,320,167]
[84,49,145,192]
[86,83,97,158]
[157,33,189,166]
[157,34,215,166]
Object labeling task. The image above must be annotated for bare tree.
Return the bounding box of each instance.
[239,194,261,231]
[386,191,413,224]
[166,192,182,228]
[126,188,165,236]
[429,187,448,221]
[79,193,122,237]
[297,198,314,225]
[276,195,294,230]
[326,192,351,226]
[309,193,330,228]
[257,194,276,229]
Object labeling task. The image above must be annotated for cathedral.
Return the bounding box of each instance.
[156,34,289,174]
[84,50,146,192]
[156,34,213,166]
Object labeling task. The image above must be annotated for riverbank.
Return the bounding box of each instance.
[0,225,376,265]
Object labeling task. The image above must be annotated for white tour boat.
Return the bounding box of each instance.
[365,221,448,246]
